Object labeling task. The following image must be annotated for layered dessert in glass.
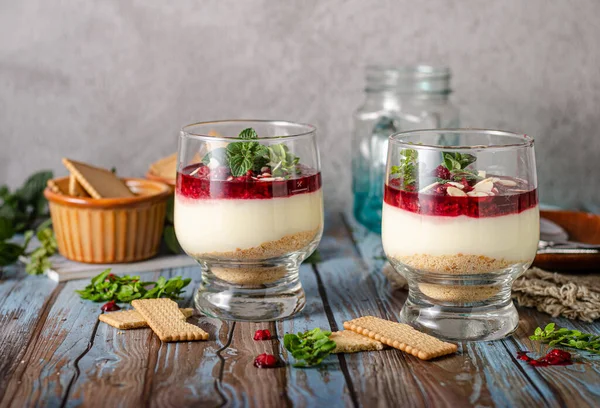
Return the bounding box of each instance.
[175,121,323,321]
[382,130,539,341]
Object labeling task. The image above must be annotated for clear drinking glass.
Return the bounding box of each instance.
[382,129,539,341]
[175,120,323,321]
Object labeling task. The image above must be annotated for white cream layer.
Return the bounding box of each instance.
[174,190,323,254]
[382,203,539,261]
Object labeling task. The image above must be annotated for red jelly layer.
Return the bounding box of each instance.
[177,165,321,200]
[384,184,538,218]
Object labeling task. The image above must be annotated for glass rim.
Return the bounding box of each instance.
[181,119,316,142]
[389,128,535,151]
[366,64,451,78]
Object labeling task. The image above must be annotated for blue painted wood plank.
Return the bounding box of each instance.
[146,266,227,408]
[1,276,101,407]
[63,267,226,408]
[277,263,352,407]
[0,272,58,404]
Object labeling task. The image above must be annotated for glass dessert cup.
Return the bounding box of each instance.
[175,120,323,321]
[382,129,539,341]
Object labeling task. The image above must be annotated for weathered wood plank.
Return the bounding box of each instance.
[507,308,600,408]
[146,266,227,408]
[277,264,352,407]
[0,272,59,405]
[0,277,98,408]
[62,267,227,408]
[323,213,551,408]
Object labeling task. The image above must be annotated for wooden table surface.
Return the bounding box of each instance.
[1,213,600,408]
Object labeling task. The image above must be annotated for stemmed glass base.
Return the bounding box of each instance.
[194,263,306,321]
[400,293,519,342]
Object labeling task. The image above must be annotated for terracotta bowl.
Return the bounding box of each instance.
[44,177,171,264]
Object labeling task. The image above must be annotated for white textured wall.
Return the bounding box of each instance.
[1,0,599,210]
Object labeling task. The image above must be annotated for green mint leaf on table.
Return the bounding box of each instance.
[529,324,600,354]
[283,328,337,367]
[76,269,192,303]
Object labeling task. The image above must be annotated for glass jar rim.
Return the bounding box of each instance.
[181,120,316,142]
[389,128,534,151]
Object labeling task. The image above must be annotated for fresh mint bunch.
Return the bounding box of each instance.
[390,148,419,189]
[23,219,58,275]
[440,152,482,183]
[76,269,192,303]
[283,328,337,367]
[0,170,56,273]
[224,128,301,178]
[530,323,600,354]
[441,152,476,171]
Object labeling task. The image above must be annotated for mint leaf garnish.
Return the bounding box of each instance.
[226,130,261,176]
[238,128,258,140]
[201,147,228,166]
[390,149,419,189]
[224,128,302,177]
[442,152,476,170]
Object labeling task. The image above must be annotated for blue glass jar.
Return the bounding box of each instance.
[352,65,460,233]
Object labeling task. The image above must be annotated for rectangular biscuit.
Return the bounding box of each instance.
[62,158,134,199]
[99,307,194,330]
[132,299,208,342]
[68,174,90,197]
[330,330,385,354]
[343,316,457,360]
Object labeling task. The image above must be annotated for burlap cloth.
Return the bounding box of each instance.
[381,263,600,322]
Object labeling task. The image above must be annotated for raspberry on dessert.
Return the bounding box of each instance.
[432,183,449,196]
[254,353,278,368]
[253,329,272,341]
[434,165,451,180]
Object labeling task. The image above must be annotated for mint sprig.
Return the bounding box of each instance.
[283,328,337,367]
[76,269,192,303]
[441,152,476,171]
[390,148,418,189]
[223,128,301,178]
[530,323,600,354]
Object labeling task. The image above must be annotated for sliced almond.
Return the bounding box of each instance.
[473,179,494,193]
[447,182,465,189]
[447,186,467,197]
[467,191,488,197]
[477,170,487,178]
[419,182,438,193]
[497,179,517,187]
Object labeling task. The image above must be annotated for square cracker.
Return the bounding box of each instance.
[343,316,457,360]
[132,299,208,342]
[99,307,194,330]
[62,158,134,199]
[68,174,90,197]
[331,330,385,354]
